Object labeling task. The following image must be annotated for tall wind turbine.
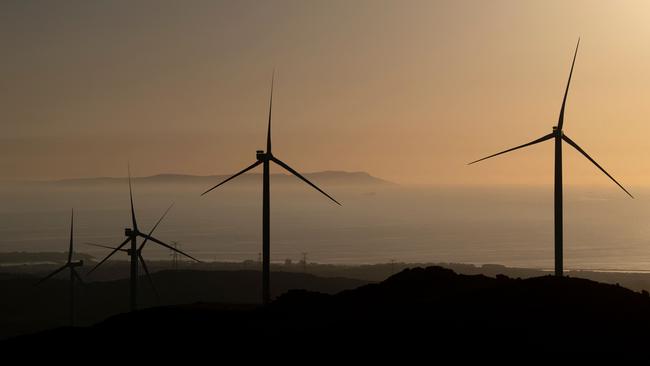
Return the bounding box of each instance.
[468,39,633,276]
[88,169,200,311]
[201,73,341,305]
[35,209,84,326]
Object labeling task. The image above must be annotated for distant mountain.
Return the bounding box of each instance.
[47,171,396,187]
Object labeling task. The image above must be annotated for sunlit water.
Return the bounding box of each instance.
[0,181,648,271]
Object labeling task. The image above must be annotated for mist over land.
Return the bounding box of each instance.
[0,171,645,271]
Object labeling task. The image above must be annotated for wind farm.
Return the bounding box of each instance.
[4,0,650,359]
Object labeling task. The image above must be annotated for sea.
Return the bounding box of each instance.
[0,179,648,272]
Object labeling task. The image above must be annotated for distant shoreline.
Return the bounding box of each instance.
[4,252,650,274]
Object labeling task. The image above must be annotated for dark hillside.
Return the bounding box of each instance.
[8,266,650,358]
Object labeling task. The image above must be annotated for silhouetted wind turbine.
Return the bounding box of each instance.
[85,238,161,302]
[35,209,84,326]
[88,169,200,311]
[201,73,341,305]
[468,39,633,276]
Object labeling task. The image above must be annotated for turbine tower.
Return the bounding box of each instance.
[88,168,200,311]
[201,73,340,304]
[35,209,84,326]
[469,39,633,276]
[170,241,181,271]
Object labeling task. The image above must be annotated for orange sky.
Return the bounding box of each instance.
[2,0,650,187]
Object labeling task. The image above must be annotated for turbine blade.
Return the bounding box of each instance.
[87,237,131,275]
[201,161,262,196]
[562,134,633,198]
[128,164,138,231]
[267,70,275,154]
[68,208,74,263]
[558,38,580,130]
[467,132,555,165]
[35,264,68,286]
[271,157,341,206]
[72,268,84,285]
[141,234,201,263]
[84,242,129,252]
[139,254,160,302]
[138,203,174,251]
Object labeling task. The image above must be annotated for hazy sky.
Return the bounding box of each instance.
[3,0,650,186]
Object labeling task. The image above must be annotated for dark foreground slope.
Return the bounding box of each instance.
[6,266,650,358]
[0,270,367,340]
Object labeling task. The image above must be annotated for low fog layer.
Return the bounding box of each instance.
[0,171,645,271]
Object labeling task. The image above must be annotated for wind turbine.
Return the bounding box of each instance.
[88,169,200,311]
[468,39,633,276]
[85,238,161,302]
[35,209,84,326]
[201,73,341,305]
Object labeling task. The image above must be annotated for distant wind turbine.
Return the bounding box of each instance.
[88,168,200,311]
[85,236,162,303]
[468,39,633,276]
[201,73,341,305]
[35,209,84,326]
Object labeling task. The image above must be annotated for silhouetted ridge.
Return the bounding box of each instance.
[270,265,650,336]
[8,266,650,357]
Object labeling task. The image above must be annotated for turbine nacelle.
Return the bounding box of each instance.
[552,126,563,136]
[70,260,83,267]
[256,150,269,162]
[125,228,135,237]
